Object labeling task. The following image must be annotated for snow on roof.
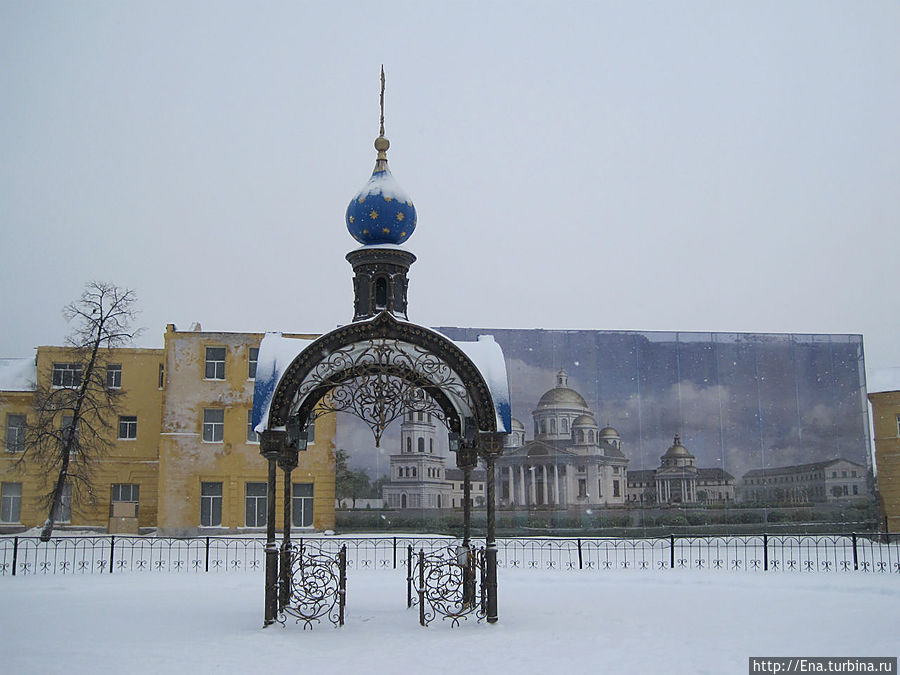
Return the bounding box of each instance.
[251,333,315,432]
[868,367,900,394]
[0,358,36,392]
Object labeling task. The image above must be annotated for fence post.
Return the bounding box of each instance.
[109,535,115,574]
[670,535,675,569]
[205,536,210,573]
[763,534,768,571]
[577,538,583,570]
[338,545,346,626]
[852,533,859,571]
[418,549,425,626]
[407,545,413,608]
[12,536,18,576]
[393,537,397,570]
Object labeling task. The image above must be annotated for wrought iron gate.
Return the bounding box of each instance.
[278,543,346,629]
[408,544,486,626]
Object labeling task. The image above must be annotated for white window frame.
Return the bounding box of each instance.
[246,410,259,444]
[5,414,26,453]
[106,364,122,389]
[118,415,138,440]
[52,363,82,388]
[204,347,226,380]
[200,482,223,527]
[244,482,267,527]
[248,347,259,380]
[292,483,314,528]
[1,482,22,523]
[61,415,78,456]
[54,483,72,523]
[202,409,224,443]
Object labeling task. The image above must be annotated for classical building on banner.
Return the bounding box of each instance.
[737,458,869,504]
[626,436,735,505]
[0,326,336,535]
[495,370,629,507]
[381,409,487,510]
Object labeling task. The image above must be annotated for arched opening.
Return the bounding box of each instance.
[401,493,407,509]
[417,437,425,452]
[374,277,388,308]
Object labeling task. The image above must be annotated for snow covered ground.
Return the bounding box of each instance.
[2,567,897,674]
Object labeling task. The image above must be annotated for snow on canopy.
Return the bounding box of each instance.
[868,367,900,394]
[454,334,512,434]
[0,357,36,392]
[251,333,315,433]
[251,329,511,435]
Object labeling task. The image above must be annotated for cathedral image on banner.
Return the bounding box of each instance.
[337,327,874,520]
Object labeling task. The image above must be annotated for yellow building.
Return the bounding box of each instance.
[868,368,900,532]
[0,326,336,535]
[156,325,335,536]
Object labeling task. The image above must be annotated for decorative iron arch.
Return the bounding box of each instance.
[266,312,506,447]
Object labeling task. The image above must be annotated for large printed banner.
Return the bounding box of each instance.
[438,328,870,477]
[337,328,873,512]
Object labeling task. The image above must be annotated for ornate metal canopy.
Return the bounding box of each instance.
[265,312,507,451]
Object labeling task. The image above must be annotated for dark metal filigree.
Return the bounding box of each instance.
[295,338,469,446]
[412,545,485,627]
[268,312,498,442]
[279,544,346,629]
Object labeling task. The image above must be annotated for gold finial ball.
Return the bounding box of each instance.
[374,136,390,152]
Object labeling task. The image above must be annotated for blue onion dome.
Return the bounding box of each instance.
[346,135,417,246]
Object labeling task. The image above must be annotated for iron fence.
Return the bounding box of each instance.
[1,533,898,577]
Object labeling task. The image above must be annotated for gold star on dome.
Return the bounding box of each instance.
[396,212,404,222]
[400,231,406,237]
[358,197,365,204]
[349,215,355,223]
[362,229,369,234]
[369,210,379,219]
[382,227,390,234]
[384,196,393,202]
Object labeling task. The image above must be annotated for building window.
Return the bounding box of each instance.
[578,479,587,498]
[597,480,602,498]
[550,419,556,434]
[52,363,82,388]
[245,482,267,527]
[61,416,78,455]
[205,347,226,380]
[111,483,139,517]
[5,414,26,453]
[1,482,22,523]
[158,363,165,389]
[429,438,434,453]
[561,419,568,434]
[55,483,72,523]
[200,482,223,526]
[292,483,314,528]
[248,347,259,380]
[203,409,224,442]
[417,437,425,453]
[406,437,412,453]
[106,364,122,389]
[118,416,138,440]
[247,410,258,443]
[613,480,620,498]
[897,414,900,436]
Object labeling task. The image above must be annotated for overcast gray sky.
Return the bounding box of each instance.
[2,1,899,377]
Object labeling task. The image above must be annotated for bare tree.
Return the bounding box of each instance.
[23,282,140,541]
